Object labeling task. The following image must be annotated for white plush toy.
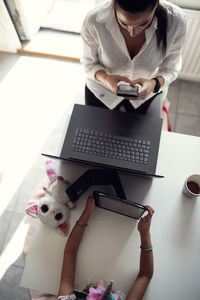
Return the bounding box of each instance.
[26,160,75,236]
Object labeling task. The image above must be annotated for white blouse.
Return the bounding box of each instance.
[81,0,186,109]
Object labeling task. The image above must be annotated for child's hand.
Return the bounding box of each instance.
[137,206,154,235]
[84,195,95,217]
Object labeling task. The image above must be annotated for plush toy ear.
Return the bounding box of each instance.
[45,159,57,184]
[26,204,38,218]
[57,222,69,236]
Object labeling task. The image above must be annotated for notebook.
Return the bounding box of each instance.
[42,104,163,178]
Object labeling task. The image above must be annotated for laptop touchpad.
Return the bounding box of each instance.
[115,115,138,134]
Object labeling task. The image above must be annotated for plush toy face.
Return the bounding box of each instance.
[38,195,70,228]
[26,195,70,235]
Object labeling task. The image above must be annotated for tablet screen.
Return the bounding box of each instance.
[94,192,146,219]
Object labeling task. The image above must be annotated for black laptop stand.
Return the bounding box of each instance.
[65,169,126,203]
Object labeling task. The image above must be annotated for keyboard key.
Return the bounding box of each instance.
[113,135,133,143]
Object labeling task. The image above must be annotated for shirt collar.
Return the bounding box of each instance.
[145,16,158,43]
[149,15,158,30]
[96,0,114,22]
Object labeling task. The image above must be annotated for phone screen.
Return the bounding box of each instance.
[94,192,146,219]
[117,84,138,97]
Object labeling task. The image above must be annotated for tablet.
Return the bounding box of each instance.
[93,191,146,219]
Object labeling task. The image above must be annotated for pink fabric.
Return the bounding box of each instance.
[87,286,118,300]
[47,169,56,175]
[45,160,54,165]
[87,286,105,300]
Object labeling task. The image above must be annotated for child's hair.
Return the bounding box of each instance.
[115,0,168,53]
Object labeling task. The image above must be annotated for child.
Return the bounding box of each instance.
[58,195,154,300]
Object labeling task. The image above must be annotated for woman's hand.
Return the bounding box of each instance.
[95,70,132,94]
[138,205,154,235]
[130,78,156,100]
[106,74,133,94]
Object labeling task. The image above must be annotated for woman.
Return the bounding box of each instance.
[81,0,186,117]
[58,195,154,299]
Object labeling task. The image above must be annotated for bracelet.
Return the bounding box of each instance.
[76,221,88,227]
[140,246,153,251]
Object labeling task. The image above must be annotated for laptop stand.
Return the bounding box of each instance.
[65,169,126,203]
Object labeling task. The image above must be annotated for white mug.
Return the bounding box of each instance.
[182,174,200,198]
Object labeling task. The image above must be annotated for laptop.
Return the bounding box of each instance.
[93,191,147,219]
[42,104,163,178]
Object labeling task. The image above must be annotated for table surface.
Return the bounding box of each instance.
[21,131,200,300]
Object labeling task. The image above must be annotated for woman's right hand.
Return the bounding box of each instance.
[105,74,132,94]
[137,205,154,235]
[95,70,132,94]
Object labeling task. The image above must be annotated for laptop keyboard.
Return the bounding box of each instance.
[71,128,151,165]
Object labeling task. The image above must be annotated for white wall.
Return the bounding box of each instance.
[179,8,200,82]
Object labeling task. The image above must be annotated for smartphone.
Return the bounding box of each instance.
[93,191,147,219]
[117,84,138,97]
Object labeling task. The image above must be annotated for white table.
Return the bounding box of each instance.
[21,131,200,300]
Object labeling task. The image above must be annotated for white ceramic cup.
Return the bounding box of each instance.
[182,174,200,198]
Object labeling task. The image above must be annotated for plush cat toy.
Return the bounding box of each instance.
[26,160,75,236]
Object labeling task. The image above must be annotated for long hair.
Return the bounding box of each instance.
[115,0,168,53]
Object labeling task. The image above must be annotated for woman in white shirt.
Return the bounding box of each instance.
[81,0,186,118]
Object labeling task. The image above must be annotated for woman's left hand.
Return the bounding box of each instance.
[128,78,156,100]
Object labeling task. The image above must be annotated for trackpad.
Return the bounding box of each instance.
[116,115,138,134]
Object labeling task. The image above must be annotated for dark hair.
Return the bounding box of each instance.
[115,0,167,53]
